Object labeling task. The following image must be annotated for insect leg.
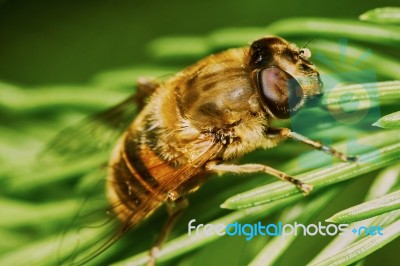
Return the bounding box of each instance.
[206,163,313,195]
[147,197,189,266]
[267,128,358,162]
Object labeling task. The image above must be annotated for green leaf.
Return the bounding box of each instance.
[326,190,400,224]
[4,153,107,193]
[364,164,400,201]
[0,83,128,115]
[111,195,302,266]
[148,37,209,62]
[360,7,400,24]
[310,210,400,265]
[0,225,105,266]
[308,219,400,266]
[322,81,400,106]
[373,111,400,129]
[308,163,400,265]
[221,134,400,209]
[208,18,400,50]
[281,130,400,175]
[266,18,400,47]
[248,188,339,266]
[310,43,400,80]
[0,198,77,228]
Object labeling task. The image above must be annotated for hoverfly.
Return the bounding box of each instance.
[49,36,356,265]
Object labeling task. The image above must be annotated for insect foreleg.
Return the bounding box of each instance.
[267,128,358,162]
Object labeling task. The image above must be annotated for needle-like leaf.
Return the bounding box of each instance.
[360,7,400,24]
[221,138,400,209]
[373,111,400,129]
[308,219,400,266]
[326,190,400,223]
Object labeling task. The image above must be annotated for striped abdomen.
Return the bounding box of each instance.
[106,127,199,226]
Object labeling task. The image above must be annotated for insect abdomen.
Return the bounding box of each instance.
[107,130,168,225]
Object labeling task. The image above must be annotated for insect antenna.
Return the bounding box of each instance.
[302,36,317,48]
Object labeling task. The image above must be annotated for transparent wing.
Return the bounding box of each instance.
[39,94,138,163]
[45,93,140,264]
[57,166,139,266]
[56,137,222,266]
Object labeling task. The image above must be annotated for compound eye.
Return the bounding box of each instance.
[257,67,304,119]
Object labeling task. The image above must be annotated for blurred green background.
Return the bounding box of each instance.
[1,1,399,266]
[0,0,399,85]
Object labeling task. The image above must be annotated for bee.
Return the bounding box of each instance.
[52,36,356,265]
